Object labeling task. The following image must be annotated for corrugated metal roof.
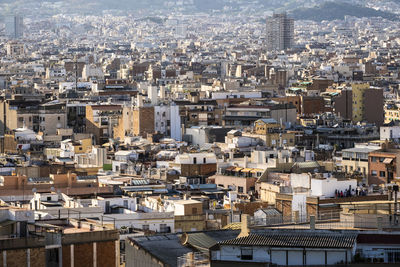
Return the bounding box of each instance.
[77,175,97,181]
[27,177,53,183]
[292,161,320,169]
[131,179,149,186]
[182,233,217,254]
[218,232,357,248]
[259,208,281,216]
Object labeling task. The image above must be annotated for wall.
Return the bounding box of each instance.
[334,90,352,120]
[311,178,357,198]
[62,240,117,267]
[170,105,181,141]
[381,126,400,141]
[290,173,310,189]
[98,212,174,232]
[364,88,384,126]
[175,215,205,232]
[133,107,154,137]
[258,182,280,204]
[125,239,163,267]
[213,175,257,194]
[0,247,46,267]
[213,245,351,266]
[180,163,216,176]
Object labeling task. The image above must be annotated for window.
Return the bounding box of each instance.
[379,157,384,163]
[241,248,253,260]
[372,157,377,162]
[193,157,197,164]
[57,116,60,121]
[160,224,169,233]
[371,170,377,176]
[203,158,206,164]
[238,186,244,193]
[192,207,198,214]
[142,225,149,231]
[380,171,386,177]
[387,251,400,263]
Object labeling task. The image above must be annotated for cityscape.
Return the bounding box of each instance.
[3,0,400,266]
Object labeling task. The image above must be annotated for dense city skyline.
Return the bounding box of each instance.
[2,1,400,267]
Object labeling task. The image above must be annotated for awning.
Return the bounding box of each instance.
[225,166,235,171]
[383,158,393,164]
[0,220,16,228]
[233,167,243,172]
[241,168,252,173]
[251,168,264,174]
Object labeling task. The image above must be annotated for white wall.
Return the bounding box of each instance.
[311,178,357,198]
[185,128,206,146]
[292,193,307,218]
[175,153,217,164]
[96,197,137,212]
[381,126,400,140]
[97,211,174,232]
[215,246,350,266]
[290,173,311,189]
[170,104,181,141]
[211,91,262,100]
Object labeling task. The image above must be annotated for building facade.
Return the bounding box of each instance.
[266,13,294,51]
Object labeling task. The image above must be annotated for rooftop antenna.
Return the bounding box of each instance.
[74,55,78,93]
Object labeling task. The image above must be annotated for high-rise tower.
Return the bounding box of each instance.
[5,15,23,39]
[266,12,294,51]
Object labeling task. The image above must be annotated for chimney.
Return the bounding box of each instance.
[137,94,143,108]
[243,156,248,168]
[382,139,389,151]
[377,216,383,231]
[310,215,315,230]
[67,171,72,187]
[238,214,250,238]
[293,210,299,223]
[148,85,158,105]
[159,86,166,99]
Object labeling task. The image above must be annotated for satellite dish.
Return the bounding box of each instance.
[32,188,37,193]
[51,186,55,192]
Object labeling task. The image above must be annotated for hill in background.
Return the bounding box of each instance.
[290,1,399,21]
